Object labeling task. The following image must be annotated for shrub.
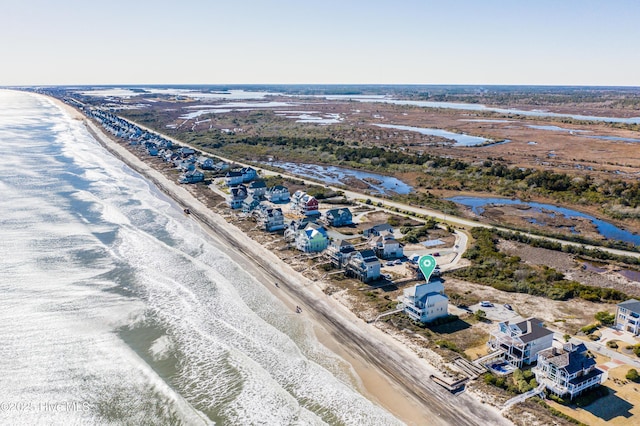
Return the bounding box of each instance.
[595,311,616,326]
[580,323,599,335]
[606,340,618,349]
[626,369,640,382]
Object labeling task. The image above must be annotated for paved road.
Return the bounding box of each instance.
[126,117,640,261]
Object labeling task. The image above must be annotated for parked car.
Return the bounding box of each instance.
[433,252,440,257]
[386,261,394,266]
[394,259,403,265]
[504,304,513,310]
[480,301,493,308]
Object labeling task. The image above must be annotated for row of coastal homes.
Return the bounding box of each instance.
[226,182,290,210]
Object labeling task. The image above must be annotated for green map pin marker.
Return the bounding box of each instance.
[419,255,437,282]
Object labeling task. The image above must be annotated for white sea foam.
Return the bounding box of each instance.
[0,90,402,425]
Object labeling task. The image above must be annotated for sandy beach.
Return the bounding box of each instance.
[52,96,510,426]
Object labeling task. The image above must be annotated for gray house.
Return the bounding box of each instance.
[178,169,204,184]
[325,208,353,227]
[248,180,267,198]
[226,185,248,209]
[346,249,381,282]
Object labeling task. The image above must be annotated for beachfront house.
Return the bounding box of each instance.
[178,170,204,184]
[241,167,258,183]
[197,156,215,170]
[400,279,449,323]
[242,195,262,213]
[615,299,640,335]
[294,224,329,253]
[327,239,356,268]
[226,185,248,209]
[345,249,381,282]
[324,208,353,227]
[533,343,604,400]
[247,180,267,199]
[256,207,285,232]
[363,223,394,238]
[265,185,290,203]
[225,171,243,187]
[487,317,554,368]
[369,233,403,259]
[146,143,159,156]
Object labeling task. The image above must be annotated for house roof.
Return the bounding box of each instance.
[360,249,379,263]
[326,208,352,218]
[368,223,393,233]
[226,171,242,177]
[499,317,554,343]
[539,343,596,374]
[618,299,640,313]
[333,239,354,248]
[249,180,266,189]
[268,185,288,192]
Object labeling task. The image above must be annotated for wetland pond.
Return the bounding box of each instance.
[266,162,413,195]
[448,196,640,246]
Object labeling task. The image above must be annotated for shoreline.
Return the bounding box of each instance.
[51,95,510,426]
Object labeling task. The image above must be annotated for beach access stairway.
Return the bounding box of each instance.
[473,350,505,367]
[450,356,487,379]
[369,307,404,323]
[502,383,546,409]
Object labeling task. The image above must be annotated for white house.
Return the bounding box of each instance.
[265,185,290,203]
[241,167,257,182]
[370,233,403,259]
[225,171,243,186]
[401,279,448,323]
[533,343,604,400]
[615,299,640,335]
[487,317,554,368]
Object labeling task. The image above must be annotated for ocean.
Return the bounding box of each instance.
[0,90,401,425]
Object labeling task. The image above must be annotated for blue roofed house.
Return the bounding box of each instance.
[533,343,605,400]
[265,185,290,203]
[615,299,640,335]
[324,208,353,227]
[401,278,449,323]
[345,249,380,282]
[295,224,329,253]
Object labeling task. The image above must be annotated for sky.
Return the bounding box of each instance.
[1,0,639,86]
